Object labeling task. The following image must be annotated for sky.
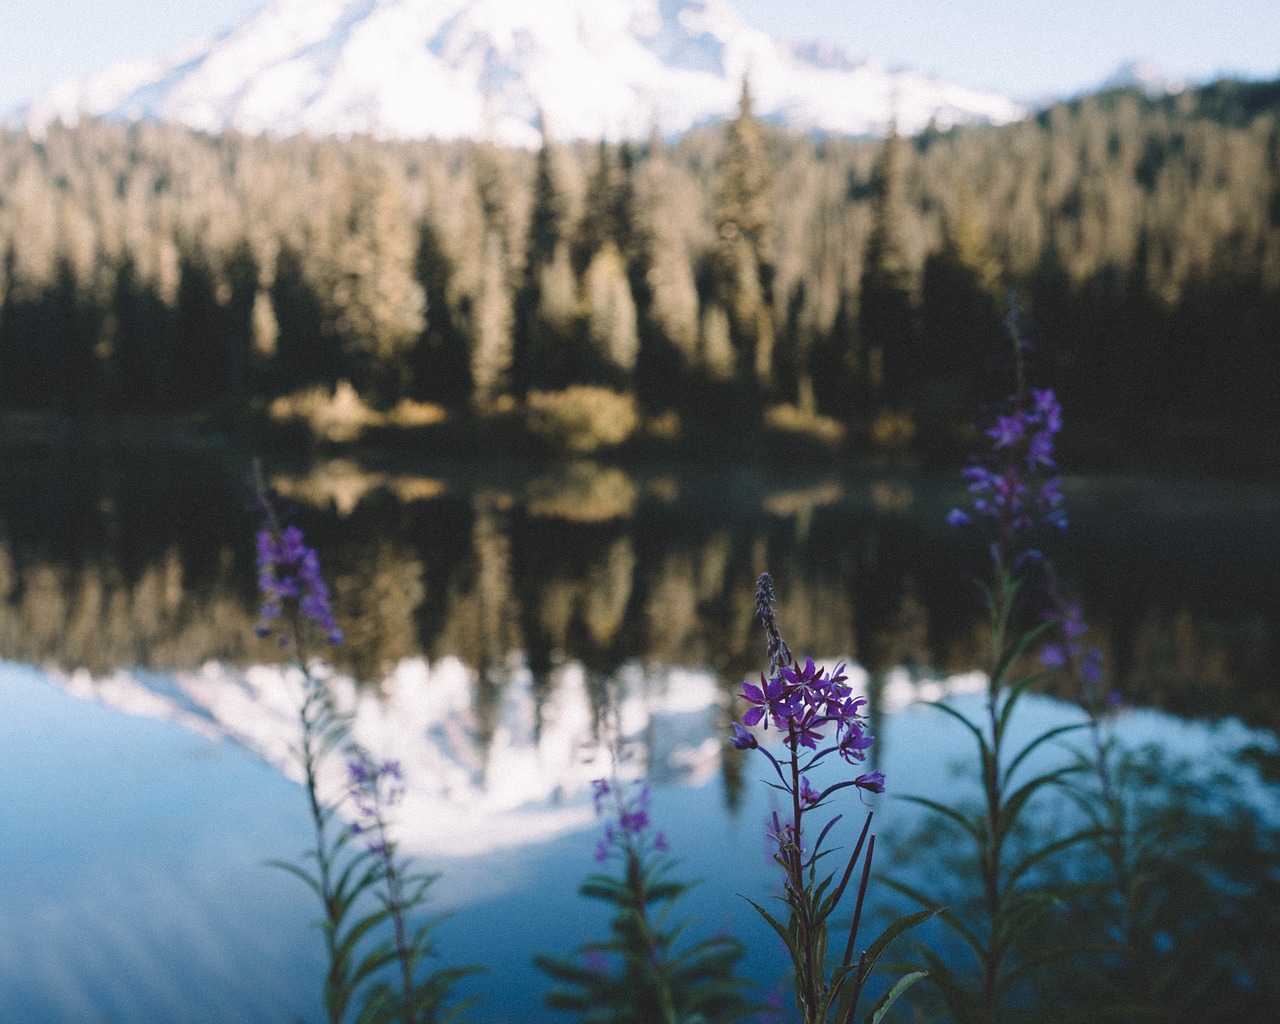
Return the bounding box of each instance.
[0,0,1277,115]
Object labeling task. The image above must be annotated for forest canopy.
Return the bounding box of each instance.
[1,77,1277,462]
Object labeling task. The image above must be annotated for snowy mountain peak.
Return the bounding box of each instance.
[16,0,1025,145]
[1097,59,1187,97]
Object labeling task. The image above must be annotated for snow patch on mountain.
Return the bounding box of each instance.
[14,0,1024,144]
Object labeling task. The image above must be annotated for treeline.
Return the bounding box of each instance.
[1,77,1278,453]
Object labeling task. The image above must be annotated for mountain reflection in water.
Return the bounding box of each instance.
[0,448,1276,731]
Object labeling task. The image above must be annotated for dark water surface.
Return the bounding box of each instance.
[1,447,1277,1022]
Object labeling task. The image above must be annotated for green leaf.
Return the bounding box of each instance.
[991,890,1059,958]
[997,940,1129,993]
[741,896,803,973]
[996,765,1083,843]
[924,700,991,761]
[878,878,982,959]
[265,858,325,901]
[992,616,1057,689]
[997,668,1052,737]
[896,794,987,847]
[867,970,929,1024]
[862,908,944,971]
[1002,722,1089,787]
[1004,824,1111,889]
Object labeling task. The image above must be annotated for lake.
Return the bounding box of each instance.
[1,444,1277,1023]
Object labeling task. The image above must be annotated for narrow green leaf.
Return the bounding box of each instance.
[742,896,803,974]
[1005,825,1111,889]
[862,908,943,970]
[867,970,929,1024]
[996,765,1082,842]
[264,858,325,901]
[1002,722,1089,786]
[993,617,1057,688]
[878,878,982,958]
[896,794,986,846]
[997,669,1052,737]
[924,700,990,761]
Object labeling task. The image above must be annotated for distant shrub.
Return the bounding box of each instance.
[871,408,918,449]
[525,386,639,454]
[763,403,845,449]
[526,461,639,523]
[268,380,447,442]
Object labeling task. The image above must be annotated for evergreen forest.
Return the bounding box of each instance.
[1,77,1278,465]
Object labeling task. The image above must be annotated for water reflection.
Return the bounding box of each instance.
[6,448,1279,1022]
[49,656,738,860]
[1,449,1277,736]
[15,655,1279,1024]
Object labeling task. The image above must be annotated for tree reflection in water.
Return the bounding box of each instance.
[2,452,1275,732]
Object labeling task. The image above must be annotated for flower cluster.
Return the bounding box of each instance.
[735,656,878,781]
[255,523,343,646]
[733,576,885,810]
[1040,598,1119,714]
[948,386,1066,539]
[347,754,405,854]
[591,778,668,864]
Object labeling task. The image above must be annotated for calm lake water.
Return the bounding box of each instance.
[1,445,1278,1023]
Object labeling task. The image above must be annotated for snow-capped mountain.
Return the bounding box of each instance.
[17,0,1024,145]
[1096,59,1187,98]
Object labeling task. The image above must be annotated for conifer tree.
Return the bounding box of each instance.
[583,241,639,380]
[515,120,576,392]
[920,188,1003,404]
[858,125,917,406]
[412,218,473,414]
[574,141,618,278]
[714,77,775,393]
[471,229,514,412]
[330,167,426,405]
[634,134,700,410]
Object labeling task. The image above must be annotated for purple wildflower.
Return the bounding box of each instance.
[730,722,758,750]
[783,707,824,751]
[583,948,609,973]
[255,521,343,646]
[591,778,611,814]
[347,752,405,854]
[1041,599,1106,698]
[592,775,667,866]
[838,722,875,765]
[740,673,802,730]
[854,770,886,794]
[755,573,793,672]
[950,384,1066,556]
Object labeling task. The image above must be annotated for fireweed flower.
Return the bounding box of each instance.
[909,317,1131,1023]
[728,575,922,1024]
[1041,598,1110,704]
[592,777,667,865]
[347,754,405,854]
[948,384,1067,554]
[740,672,803,729]
[255,521,343,646]
[730,722,759,750]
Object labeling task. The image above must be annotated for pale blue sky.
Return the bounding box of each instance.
[0,0,1276,115]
